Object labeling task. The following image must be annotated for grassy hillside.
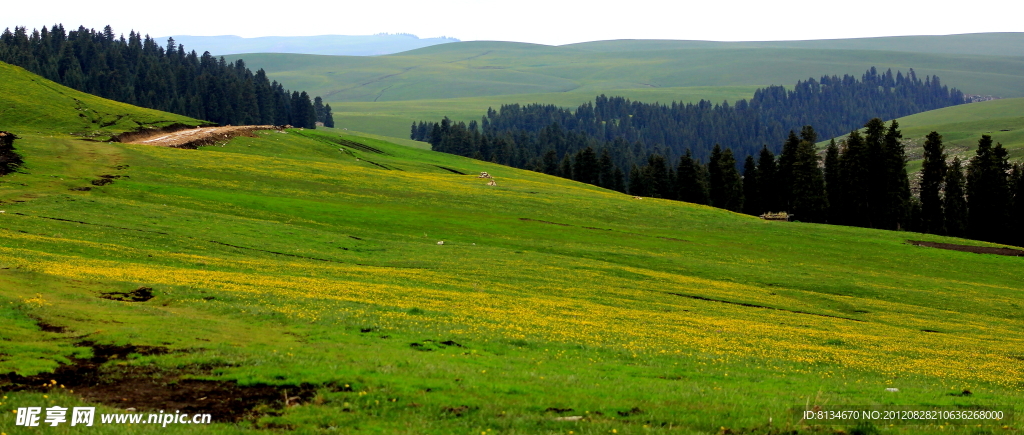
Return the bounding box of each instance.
[1,63,1022,433]
[0,62,206,137]
[231,42,1024,103]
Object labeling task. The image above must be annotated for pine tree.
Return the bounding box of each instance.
[559,154,574,180]
[823,139,841,223]
[709,145,743,212]
[1010,164,1024,246]
[610,167,626,193]
[573,147,599,185]
[742,155,760,215]
[323,104,334,128]
[790,139,828,222]
[597,148,615,189]
[776,131,801,211]
[881,120,911,230]
[313,96,326,124]
[677,150,709,205]
[862,118,887,228]
[966,135,1011,243]
[428,124,442,148]
[757,146,777,213]
[943,158,968,237]
[628,164,646,196]
[919,131,947,234]
[541,150,559,175]
[646,154,670,198]
[838,129,872,227]
[299,91,317,128]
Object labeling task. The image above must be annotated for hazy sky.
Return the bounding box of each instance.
[5,0,1022,45]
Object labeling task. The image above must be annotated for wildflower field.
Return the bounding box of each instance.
[0,65,1022,434]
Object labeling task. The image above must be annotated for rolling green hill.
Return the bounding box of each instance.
[1,62,1022,433]
[822,98,1024,171]
[0,62,206,137]
[233,43,1024,103]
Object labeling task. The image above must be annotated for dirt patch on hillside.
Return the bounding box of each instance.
[0,340,318,422]
[116,125,278,149]
[908,240,1024,257]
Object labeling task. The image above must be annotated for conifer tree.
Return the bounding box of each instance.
[610,167,626,193]
[790,138,828,222]
[573,147,599,185]
[920,131,947,234]
[677,150,709,205]
[541,150,559,175]
[742,155,760,215]
[709,145,743,212]
[776,131,801,211]
[628,164,646,196]
[966,135,1011,243]
[323,104,334,128]
[881,120,910,230]
[757,146,777,213]
[823,139,841,223]
[313,96,326,124]
[862,118,887,227]
[558,154,574,180]
[597,148,615,189]
[646,154,670,198]
[838,130,871,227]
[1010,164,1024,246]
[943,158,968,237]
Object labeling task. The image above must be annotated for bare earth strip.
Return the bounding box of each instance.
[123,125,277,148]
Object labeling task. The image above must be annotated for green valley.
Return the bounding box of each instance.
[0,56,1022,435]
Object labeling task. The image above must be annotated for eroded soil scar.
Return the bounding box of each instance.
[908,240,1024,257]
[0,340,319,422]
[99,286,155,302]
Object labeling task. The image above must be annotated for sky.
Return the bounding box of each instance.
[4,0,1022,45]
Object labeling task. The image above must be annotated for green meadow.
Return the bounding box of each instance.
[1,61,1023,435]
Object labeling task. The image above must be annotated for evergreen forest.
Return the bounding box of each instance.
[0,25,334,128]
[414,70,1023,246]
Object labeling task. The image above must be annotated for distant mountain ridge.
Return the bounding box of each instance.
[160,34,460,56]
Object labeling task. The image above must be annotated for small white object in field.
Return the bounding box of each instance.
[437,241,444,245]
[554,416,583,421]
[472,243,476,246]
[885,388,899,392]
[0,210,5,214]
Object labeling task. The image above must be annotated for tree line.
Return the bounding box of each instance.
[413,67,964,168]
[0,25,333,128]
[419,112,1023,246]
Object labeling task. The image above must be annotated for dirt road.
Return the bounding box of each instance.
[119,125,277,149]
